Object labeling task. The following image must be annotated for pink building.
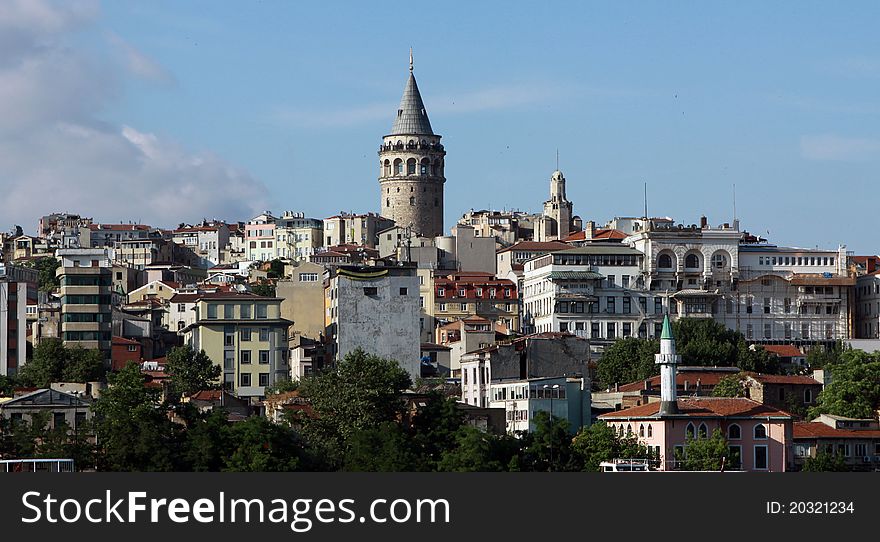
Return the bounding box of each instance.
[600,398,792,471]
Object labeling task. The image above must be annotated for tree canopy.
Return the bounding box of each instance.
[164,345,221,400]
[17,339,105,388]
[809,349,880,419]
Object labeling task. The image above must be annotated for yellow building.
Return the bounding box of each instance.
[182,292,291,401]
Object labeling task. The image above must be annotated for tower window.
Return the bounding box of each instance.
[410,196,415,206]
[386,199,390,207]
[407,158,416,175]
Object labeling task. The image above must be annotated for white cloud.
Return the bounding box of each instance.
[800,134,880,162]
[106,31,176,85]
[0,0,268,232]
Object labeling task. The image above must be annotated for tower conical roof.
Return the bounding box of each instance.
[661,315,673,340]
[389,72,434,136]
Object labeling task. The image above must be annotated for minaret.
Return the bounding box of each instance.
[378,52,446,238]
[655,315,681,415]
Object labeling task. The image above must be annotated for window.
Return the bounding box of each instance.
[764,323,772,339]
[698,423,708,439]
[256,304,268,319]
[728,424,741,440]
[804,389,813,404]
[654,297,663,314]
[241,328,252,341]
[224,304,235,319]
[240,373,251,387]
[639,424,645,437]
[607,275,615,287]
[686,423,695,439]
[127,344,138,352]
[224,351,234,370]
[658,254,673,269]
[607,322,616,339]
[207,304,218,319]
[712,253,727,269]
[439,303,447,312]
[458,288,466,297]
[259,373,270,387]
[240,304,252,319]
[685,254,699,269]
[437,288,445,297]
[53,412,67,428]
[728,446,742,469]
[622,275,630,288]
[240,350,251,364]
[622,297,631,314]
[623,322,632,337]
[259,328,269,341]
[754,445,768,470]
[647,425,653,438]
[363,287,378,296]
[753,424,767,439]
[259,350,270,364]
[399,287,408,296]
[606,296,615,313]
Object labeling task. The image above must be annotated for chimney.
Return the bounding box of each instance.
[584,221,595,240]
[644,379,651,391]
[700,215,708,229]
[696,378,702,396]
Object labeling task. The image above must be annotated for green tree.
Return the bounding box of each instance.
[713,374,748,397]
[343,422,422,471]
[801,451,849,472]
[298,348,411,464]
[808,349,880,419]
[62,346,106,383]
[675,428,733,471]
[571,421,653,471]
[265,378,299,395]
[22,257,61,293]
[520,411,577,471]
[267,259,286,279]
[251,282,276,297]
[164,345,221,400]
[182,409,231,472]
[18,339,105,387]
[438,426,521,472]
[0,375,16,396]
[18,339,66,387]
[408,392,465,467]
[806,341,847,369]
[597,337,659,389]
[93,364,182,471]
[224,416,304,471]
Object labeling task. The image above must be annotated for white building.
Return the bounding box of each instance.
[855,271,880,338]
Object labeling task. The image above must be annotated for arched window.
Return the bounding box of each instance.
[639,424,645,437]
[754,424,767,439]
[686,422,695,439]
[728,423,741,440]
[407,158,416,175]
[804,389,812,403]
[383,159,391,177]
[410,186,414,192]
[658,253,673,269]
[685,253,700,269]
[647,424,653,438]
[420,158,430,175]
[712,252,728,269]
[626,424,633,437]
[409,196,415,206]
[386,199,390,208]
[698,423,708,439]
[394,158,403,175]
[617,425,624,437]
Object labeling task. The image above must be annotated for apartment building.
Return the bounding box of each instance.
[56,248,113,362]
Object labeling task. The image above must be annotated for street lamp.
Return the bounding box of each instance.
[543,383,561,470]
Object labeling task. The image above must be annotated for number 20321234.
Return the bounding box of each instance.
[766,501,854,514]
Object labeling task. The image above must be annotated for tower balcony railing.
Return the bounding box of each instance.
[379,142,445,152]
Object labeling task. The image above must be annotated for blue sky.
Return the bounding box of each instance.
[2,1,878,253]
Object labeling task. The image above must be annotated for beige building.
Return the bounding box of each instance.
[276,261,326,342]
[323,213,394,249]
[182,293,290,400]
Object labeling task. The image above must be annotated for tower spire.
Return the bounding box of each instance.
[409,47,413,73]
[655,315,681,416]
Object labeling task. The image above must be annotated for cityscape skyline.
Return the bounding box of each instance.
[0,1,878,253]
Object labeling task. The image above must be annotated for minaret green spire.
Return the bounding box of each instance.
[660,314,673,340]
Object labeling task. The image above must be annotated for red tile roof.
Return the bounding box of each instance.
[762,345,804,358]
[617,369,736,393]
[564,229,627,242]
[599,397,792,419]
[112,336,140,345]
[793,422,880,439]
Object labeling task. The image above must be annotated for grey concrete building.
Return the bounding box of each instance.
[325,264,420,379]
